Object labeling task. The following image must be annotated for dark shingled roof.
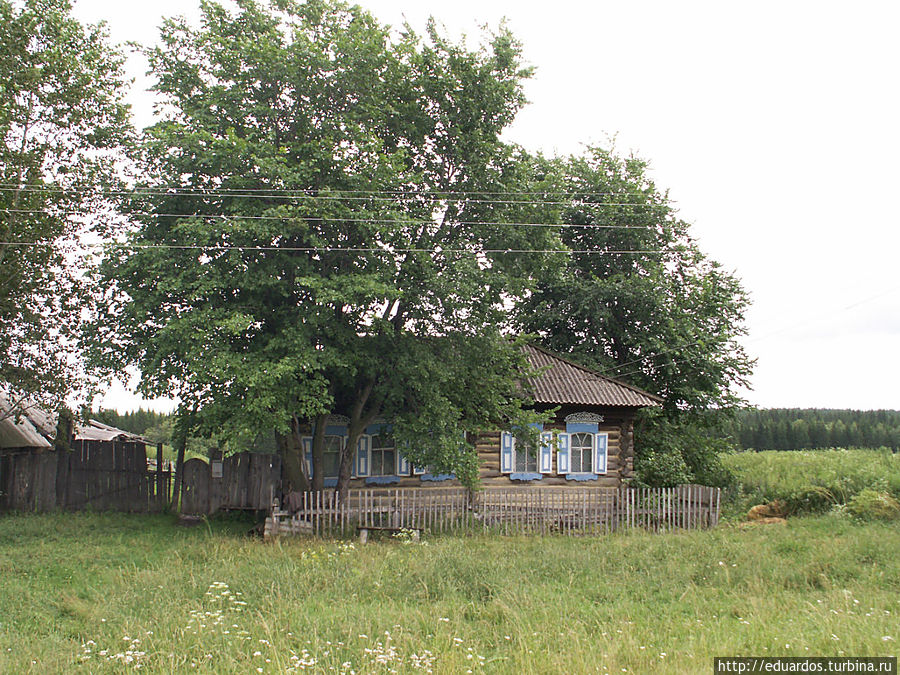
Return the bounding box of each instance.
[522,344,662,408]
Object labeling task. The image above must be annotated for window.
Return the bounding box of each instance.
[513,438,538,473]
[569,432,593,473]
[501,429,552,476]
[557,428,608,477]
[370,431,395,477]
[323,435,342,478]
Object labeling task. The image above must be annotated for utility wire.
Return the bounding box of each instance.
[598,285,900,383]
[0,240,663,255]
[595,340,708,377]
[1,208,658,229]
[0,182,671,199]
[0,187,667,208]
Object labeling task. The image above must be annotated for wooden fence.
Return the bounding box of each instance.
[180,452,281,515]
[0,441,170,513]
[1,447,276,515]
[266,485,721,538]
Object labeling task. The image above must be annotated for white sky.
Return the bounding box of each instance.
[74,0,900,413]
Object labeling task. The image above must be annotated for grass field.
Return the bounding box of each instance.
[722,448,900,515]
[0,511,897,674]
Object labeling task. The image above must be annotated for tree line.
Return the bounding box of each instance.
[93,408,171,440]
[719,409,900,451]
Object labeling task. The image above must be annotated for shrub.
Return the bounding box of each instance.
[634,450,692,487]
[845,489,900,522]
[634,412,736,488]
[722,449,900,517]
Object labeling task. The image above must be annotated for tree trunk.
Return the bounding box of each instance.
[336,432,358,505]
[171,424,187,513]
[276,420,310,493]
[338,420,373,504]
[310,413,327,492]
[336,380,385,503]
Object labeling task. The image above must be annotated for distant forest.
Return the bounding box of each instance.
[720,409,900,451]
[93,408,172,444]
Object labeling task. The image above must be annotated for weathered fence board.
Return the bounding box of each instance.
[0,441,172,513]
[266,485,721,539]
[179,453,281,515]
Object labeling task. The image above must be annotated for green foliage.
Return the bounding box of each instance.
[1,512,899,672]
[514,147,753,413]
[0,0,131,414]
[634,410,736,488]
[845,489,900,522]
[513,148,753,486]
[95,0,555,488]
[723,448,900,516]
[93,408,172,438]
[632,449,691,487]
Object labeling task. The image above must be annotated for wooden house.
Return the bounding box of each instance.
[300,344,661,489]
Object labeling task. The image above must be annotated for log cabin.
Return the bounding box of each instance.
[299,344,661,489]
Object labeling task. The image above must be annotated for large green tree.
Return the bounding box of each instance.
[0,0,130,417]
[96,0,553,495]
[514,148,754,486]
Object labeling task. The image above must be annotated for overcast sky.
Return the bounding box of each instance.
[72,0,900,412]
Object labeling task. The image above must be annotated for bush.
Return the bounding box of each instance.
[845,489,900,522]
[634,450,692,487]
[634,411,736,488]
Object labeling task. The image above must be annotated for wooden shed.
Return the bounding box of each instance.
[0,395,151,512]
[298,345,661,490]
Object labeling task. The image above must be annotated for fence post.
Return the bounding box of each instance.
[715,487,721,527]
[155,443,164,510]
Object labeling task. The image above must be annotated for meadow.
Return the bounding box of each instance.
[0,510,897,674]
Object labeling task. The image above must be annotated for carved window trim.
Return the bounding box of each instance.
[563,412,604,424]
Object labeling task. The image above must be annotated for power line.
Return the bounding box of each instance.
[0,182,671,199]
[748,284,900,343]
[596,340,708,377]
[0,186,668,208]
[611,349,740,383]
[1,192,656,208]
[600,285,900,383]
[0,240,663,255]
[1,208,659,230]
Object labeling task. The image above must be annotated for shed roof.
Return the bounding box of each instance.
[0,394,146,449]
[522,344,662,408]
[77,420,146,443]
[0,400,53,450]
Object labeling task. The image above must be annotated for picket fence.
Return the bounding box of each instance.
[265,485,721,538]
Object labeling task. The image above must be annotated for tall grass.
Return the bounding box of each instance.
[0,512,897,673]
[722,448,900,515]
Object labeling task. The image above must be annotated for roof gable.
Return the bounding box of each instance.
[522,344,662,408]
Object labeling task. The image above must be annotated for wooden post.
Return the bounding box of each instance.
[715,487,721,527]
[155,443,164,510]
